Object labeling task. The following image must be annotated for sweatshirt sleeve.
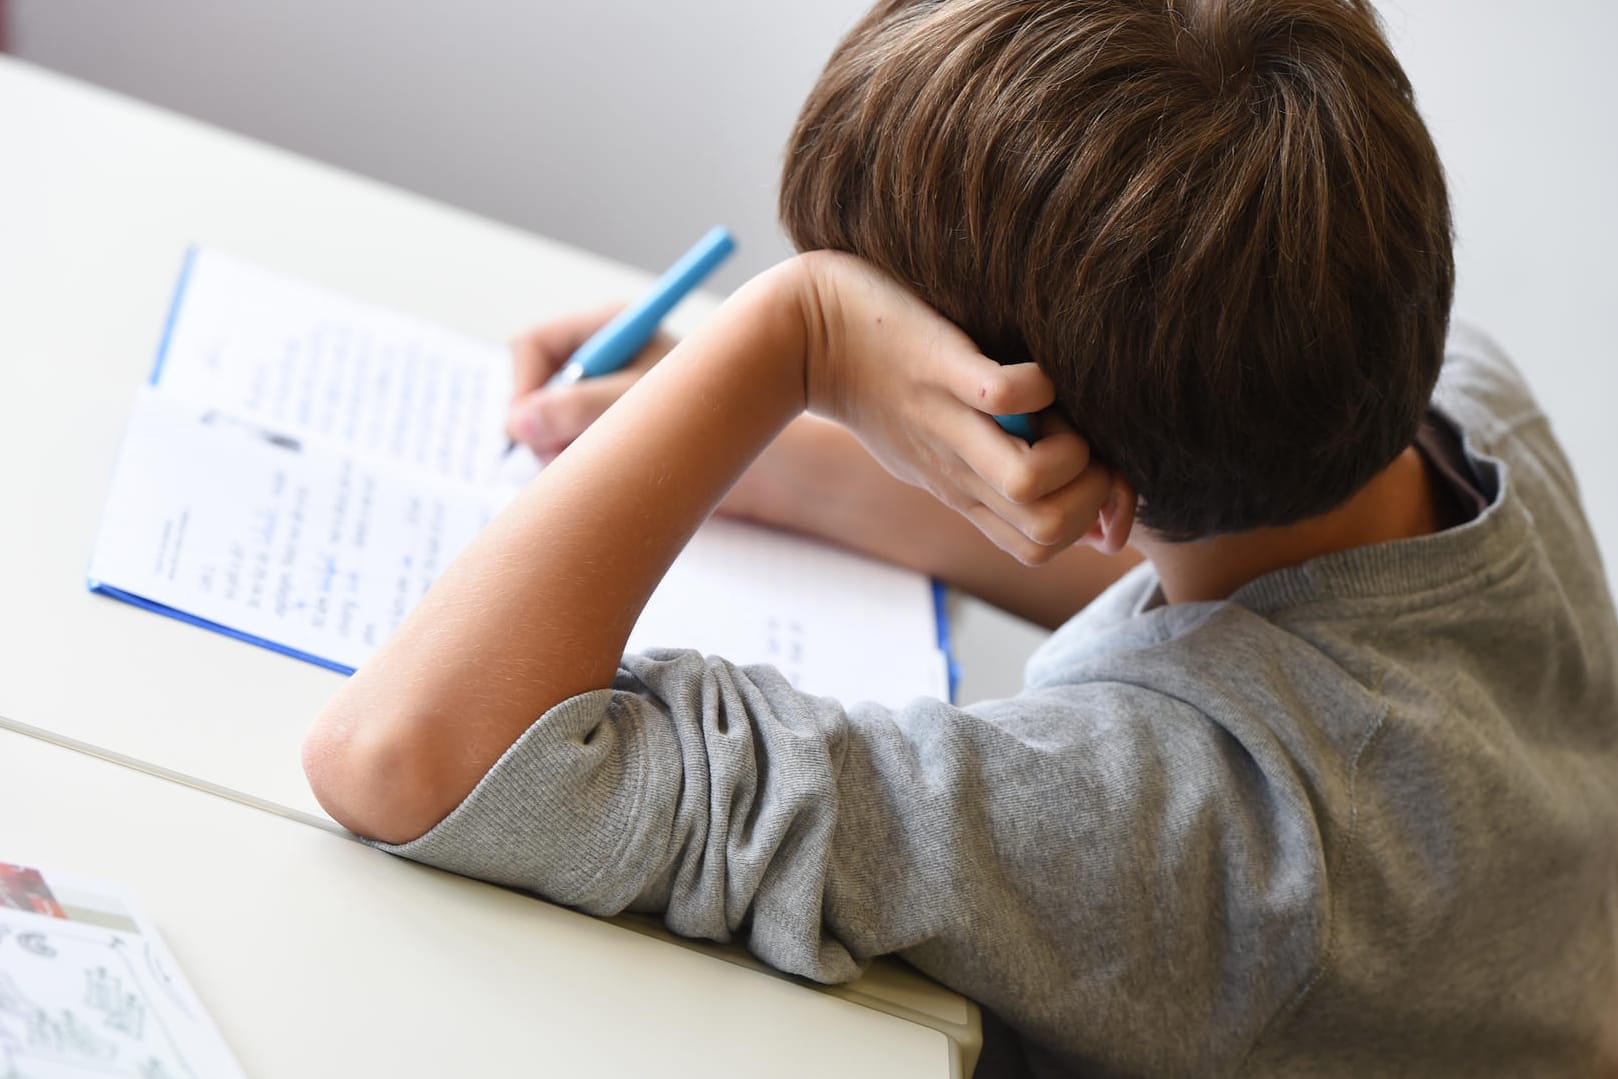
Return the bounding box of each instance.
[376,643,1326,1029]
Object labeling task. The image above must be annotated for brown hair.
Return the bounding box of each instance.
[780,0,1454,539]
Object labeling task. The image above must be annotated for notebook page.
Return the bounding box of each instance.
[151,249,512,488]
[96,252,952,706]
[90,393,948,703]
[630,518,950,704]
[89,392,492,671]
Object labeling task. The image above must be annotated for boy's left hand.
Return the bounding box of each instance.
[794,252,1134,565]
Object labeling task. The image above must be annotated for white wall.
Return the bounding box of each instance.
[10,0,873,291]
[1378,0,1618,591]
[12,1,1618,697]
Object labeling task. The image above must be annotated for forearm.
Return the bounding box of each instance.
[306,262,810,842]
[725,418,1140,629]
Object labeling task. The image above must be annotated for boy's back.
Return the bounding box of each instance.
[974,328,1618,1074]
[1237,330,1618,1074]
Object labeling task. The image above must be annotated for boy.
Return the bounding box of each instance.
[303,0,1618,1074]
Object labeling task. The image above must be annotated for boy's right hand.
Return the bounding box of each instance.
[506,305,678,462]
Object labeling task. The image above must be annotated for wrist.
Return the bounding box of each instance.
[724,255,820,419]
[779,250,848,422]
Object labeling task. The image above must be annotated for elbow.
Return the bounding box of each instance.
[302,702,452,845]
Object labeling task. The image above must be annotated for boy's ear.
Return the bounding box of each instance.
[1081,474,1137,555]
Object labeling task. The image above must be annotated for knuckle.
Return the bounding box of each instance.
[1010,537,1048,566]
[1001,464,1041,505]
[1051,436,1090,475]
[1022,542,1058,566]
[1024,505,1066,547]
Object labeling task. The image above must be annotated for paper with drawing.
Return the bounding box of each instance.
[0,861,245,1079]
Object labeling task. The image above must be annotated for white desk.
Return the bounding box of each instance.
[0,726,962,1078]
[0,56,979,1075]
[0,56,668,818]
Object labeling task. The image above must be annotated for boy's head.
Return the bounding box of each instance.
[780,0,1453,540]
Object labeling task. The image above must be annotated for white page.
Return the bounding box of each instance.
[89,394,948,704]
[0,861,246,1079]
[632,519,950,704]
[89,392,493,672]
[93,250,952,706]
[151,249,513,487]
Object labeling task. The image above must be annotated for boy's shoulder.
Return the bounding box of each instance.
[1435,324,1612,613]
[1432,323,1547,446]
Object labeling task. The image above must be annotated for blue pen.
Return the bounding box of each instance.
[548,225,736,387]
[994,412,1037,443]
[541,224,1035,442]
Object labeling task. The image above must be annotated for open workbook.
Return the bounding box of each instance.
[88,250,953,706]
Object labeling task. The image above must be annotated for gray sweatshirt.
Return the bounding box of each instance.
[383,326,1618,1077]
